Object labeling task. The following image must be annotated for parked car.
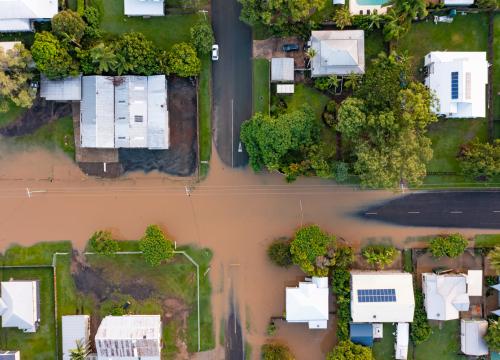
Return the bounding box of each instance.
[212,44,219,61]
[282,43,299,52]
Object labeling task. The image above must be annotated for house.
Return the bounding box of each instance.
[40,75,82,102]
[285,277,329,329]
[271,58,294,83]
[80,75,169,150]
[460,319,488,356]
[0,0,58,32]
[0,351,20,360]
[124,0,164,16]
[0,280,40,333]
[350,323,373,346]
[95,315,162,359]
[350,272,415,323]
[310,30,365,77]
[424,52,488,118]
[62,315,90,360]
[422,273,475,320]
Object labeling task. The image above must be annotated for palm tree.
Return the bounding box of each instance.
[327,75,340,89]
[383,11,409,41]
[90,43,117,75]
[70,339,90,360]
[305,48,317,68]
[366,13,383,30]
[113,53,133,76]
[333,6,352,30]
[488,247,500,274]
[343,72,361,91]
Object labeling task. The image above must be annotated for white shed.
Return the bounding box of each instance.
[466,270,482,296]
[62,315,90,360]
[395,323,409,360]
[460,319,488,356]
[124,0,164,16]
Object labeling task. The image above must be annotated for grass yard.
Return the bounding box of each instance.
[373,323,400,360]
[365,30,387,67]
[0,100,26,129]
[281,83,330,119]
[475,234,500,247]
[199,56,212,178]
[414,320,463,360]
[493,15,500,120]
[396,14,488,76]
[252,59,270,115]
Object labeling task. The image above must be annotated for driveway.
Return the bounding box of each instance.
[212,0,252,167]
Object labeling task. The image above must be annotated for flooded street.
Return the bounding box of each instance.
[0,145,498,359]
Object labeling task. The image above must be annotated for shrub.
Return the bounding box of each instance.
[89,230,119,255]
[362,244,397,269]
[332,268,351,340]
[52,10,86,44]
[326,341,373,360]
[266,322,277,336]
[77,0,85,15]
[411,286,431,345]
[139,225,174,266]
[429,233,468,258]
[334,162,349,183]
[334,246,354,270]
[267,238,293,267]
[487,247,500,274]
[83,6,102,39]
[485,320,500,352]
[261,342,294,360]
[164,42,201,77]
[190,21,215,55]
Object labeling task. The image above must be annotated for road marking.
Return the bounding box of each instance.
[231,99,234,167]
[365,212,378,215]
[408,211,420,214]
[450,211,463,214]
[493,210,500,213]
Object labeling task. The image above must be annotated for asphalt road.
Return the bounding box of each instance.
[361,191,500,229]
[225,291,243,359]
[212,0,252,167]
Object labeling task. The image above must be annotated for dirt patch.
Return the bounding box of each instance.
[119,76,198,177]
[0,97,71,136]
[253,37,306,68]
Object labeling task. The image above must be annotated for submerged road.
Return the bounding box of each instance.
[361,191,500,229]
[212,0,252,167]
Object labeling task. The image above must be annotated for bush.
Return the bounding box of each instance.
[362,244,397,269]
[77,0,85,15]
[334,246,354,270]
[429,233,468,258]
[261,342,294,360]
[190,21,215,55]
[52,10,86,44]
[411,286,431,345]
[326,341,373,360]
[83,6,102,39]
[332,268,351,341]
[485,320,500,352]
[403,249,413,273]
[334,162,349,183]
[267,238,293,267]
[266,322,277,336]
[139,225,174,266]
[89,230,119,255]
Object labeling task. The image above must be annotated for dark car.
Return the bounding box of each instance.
[282,43,299,52]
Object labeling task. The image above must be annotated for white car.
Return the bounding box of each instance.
[212,44,219,61]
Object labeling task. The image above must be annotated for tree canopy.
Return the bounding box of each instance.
[139,225,175,266]
[164,42,201,77]
[326,341,374,360]
[487,247,500,274]
[190,21,215,55]
[52,10,87,45]
[485,319,500,352]
[116,32,160,75]
[31,31,78,79]
[429,234,468,258]
[460,139,500,180]
[362,244,397,269]
[89,230,119,256]
[261,342,295,360]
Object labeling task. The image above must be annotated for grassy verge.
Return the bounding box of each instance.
[199,56,212,179]
[414,320,461,360]
[403,249,413,273]
[252,59,270,115]
[475,234,500,247]
[493,15,500,120]
[0,100,26,129]
[2,241,72,265]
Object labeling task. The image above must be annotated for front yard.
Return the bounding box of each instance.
[252,59,270,115]
[493,15,500,121]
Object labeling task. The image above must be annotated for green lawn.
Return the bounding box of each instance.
[2,241,72,265]
[199,56,212,178]
[475,234,500,247]
[252,59,270,115]
[282,83,330,119]
[414,320,463,360]
[373,323,398,360]
[396,14,488,76]
[493,15,500,120]
[0,100,26,129]
[365,30,387,67]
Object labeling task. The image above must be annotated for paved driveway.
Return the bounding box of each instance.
[212,0,252,167]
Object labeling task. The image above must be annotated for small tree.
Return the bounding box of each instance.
[267,237,293,267]
[83,6,102,39]
[485,319,500,352]
[52,10,87,45]
[487,246,500,274]
[362,245,397,269]
[89,230,119,255]
[333,6,352,30]
[69,339,90,360]
[165,42,201,77]
[460,139,500,180]
[139,225,174,266]
[261,342,294,360]
[116,32,160,75]
[31,31,77,79]
[429,234,468,258]
[290,225,336,276]
[326,340,373,360]
[190,21,215,55]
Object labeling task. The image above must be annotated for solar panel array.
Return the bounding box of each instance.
[357,289,396,303]
[451,71,459,100]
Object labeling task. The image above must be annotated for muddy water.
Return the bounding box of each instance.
[0,144,498,360]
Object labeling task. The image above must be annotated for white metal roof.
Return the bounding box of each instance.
[0,280,39,333]
[41,75,82,101]
[0,0,58,31]
[424,52,488,118]
[350,272,415,323]
[147,75,169,149]
[62,315,90,360]
[395,323,409,360]
[277,84,294,94]
[460,319,488,356]
[286,277,329,329]
[422,273,470,321]
[444,0,474,5]
[271,58,294,82]
[467,270,482,296]
[96,315,161,340]
[124,0,164,16]
[310,30,365,77]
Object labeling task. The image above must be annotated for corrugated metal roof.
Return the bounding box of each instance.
[271,58,293,82]
[147,75,169,149]
[40,75,82,101]
[62,315,90,360]
[0,280,39,333]
[124,0,164,16]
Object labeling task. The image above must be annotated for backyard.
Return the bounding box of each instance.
[413,320,463,360]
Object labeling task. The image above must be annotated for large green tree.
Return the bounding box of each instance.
[165,42,201,77]
[460,139,500,180]
[31,31,78,79]
[190,21,215,55]
[290,225,336,276]
[52,10,87,45]
[0,43,36,112]
[362,244,397,269]
[487,246,500,274]
[485,319,500,352]
[116,32,160,75]
[139,225,175,266]
[429,234,468,258]
[326,341,373,360]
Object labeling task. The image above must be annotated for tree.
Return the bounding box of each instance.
[267,238,293,267]
[476,0,497,8]
[326,341,374,360]
[460,139,500,180]
[336,98,366,139]
[69,339,90,360]
[411,287,431,345]
[116,32,160,75]
[334,246,354,269]
[31,31,78,79]
[52,10,86,45]
[362,244,397,269]
[429,233,468,258]
[343,72,362,91]
[89,230,119,256]
[165,42,201,77]
[139,225,175,266]
[0,43,36,112]
[290,225,336,276]
[487,247,500,274]
[261,342,295,360]
[190,21,215,55]
[83,6,102,39]
[305,48,316,68]
[333,6,352,29]
[485,319,500,352]
[89,43,117,74]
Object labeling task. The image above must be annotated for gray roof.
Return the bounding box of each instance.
[310,30,365,77]
[271,58,294,83]
[40,75,82,101]
[147,75,169,149]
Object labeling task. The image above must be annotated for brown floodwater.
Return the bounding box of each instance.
[0,144,497,359]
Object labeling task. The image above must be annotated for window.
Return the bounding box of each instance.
[134,115,144,122]
[451,72,459,100]
[357,289,396,302]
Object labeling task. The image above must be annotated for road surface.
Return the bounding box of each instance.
[361,191,500,229]
[212,0,252,167]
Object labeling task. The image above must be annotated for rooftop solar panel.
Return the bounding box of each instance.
[357,289,396,303]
